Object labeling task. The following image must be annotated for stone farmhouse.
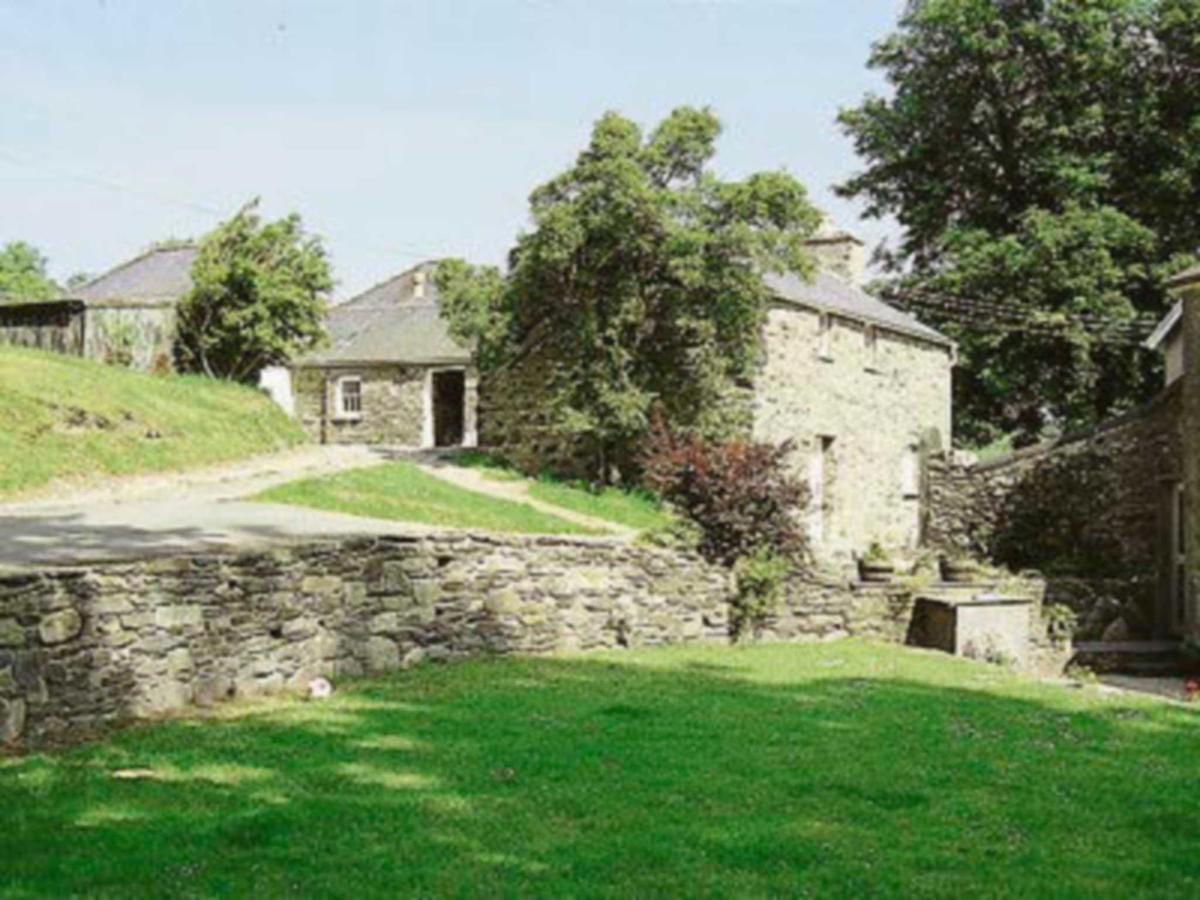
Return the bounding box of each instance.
[0,245,195,371]
[482,224,957,562]
[291,261,478,449]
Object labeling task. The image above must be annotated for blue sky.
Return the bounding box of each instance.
[1,0,903,297]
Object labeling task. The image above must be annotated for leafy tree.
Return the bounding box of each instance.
[838,0,1200,445]
[175,200,332,382]
[438,107,821,480]
[0,241,58,302]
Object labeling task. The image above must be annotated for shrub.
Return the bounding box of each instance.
[641,418,809,568]
[732,547,792,638]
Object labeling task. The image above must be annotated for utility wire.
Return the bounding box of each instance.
[883,288,1159,346]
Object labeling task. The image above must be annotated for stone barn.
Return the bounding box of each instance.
[0,244,195,371]
[292,261,478,448]
[481,223,956,562]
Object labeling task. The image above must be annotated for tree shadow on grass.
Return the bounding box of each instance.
[1,647,1198,897]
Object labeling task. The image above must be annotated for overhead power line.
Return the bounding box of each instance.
[882,288,1161,347]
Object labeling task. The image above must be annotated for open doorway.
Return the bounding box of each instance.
[432,369,465,447]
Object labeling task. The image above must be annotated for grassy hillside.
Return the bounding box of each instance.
[0,345,304,497]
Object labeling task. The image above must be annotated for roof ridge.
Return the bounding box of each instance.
[337,258,446,306]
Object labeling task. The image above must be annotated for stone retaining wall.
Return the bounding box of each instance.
[924,385,1182,637]
[0,534,732,747]
[0,531,1056,750]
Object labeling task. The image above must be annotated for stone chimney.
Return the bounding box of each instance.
[804,216,867,287]
[412,269,427,300]
[1169,265,1200,637]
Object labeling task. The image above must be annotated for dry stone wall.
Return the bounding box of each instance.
[0,534,732,747]
[0,529,1055,750]
[926,385,1182,637]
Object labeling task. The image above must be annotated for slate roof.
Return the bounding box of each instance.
[763,270,953,348]
[298,261,471,367]
[73,246,197,306]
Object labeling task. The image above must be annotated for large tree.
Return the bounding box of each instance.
[438,107,821,480]
[174,200,332,382]
[0,241,58,302]
[839,0,1200,445]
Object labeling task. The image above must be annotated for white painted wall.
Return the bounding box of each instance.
[258,366,295,417]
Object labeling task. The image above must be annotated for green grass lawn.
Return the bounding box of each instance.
[3,641,1197,897]
[0,345,304,497]
[448,450,675,532]
[257,460,602,535]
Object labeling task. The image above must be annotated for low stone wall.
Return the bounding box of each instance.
[0,534,732,747]
[0,531,1057,750]
[759,577,921,644]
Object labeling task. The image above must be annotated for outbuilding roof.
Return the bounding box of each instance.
[74,245,197,306]
[763,269,953,348]
[297,261,471,367]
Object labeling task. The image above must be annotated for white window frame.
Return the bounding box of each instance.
[334,376,363,421]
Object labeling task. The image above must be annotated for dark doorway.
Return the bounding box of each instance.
[432,370,465,447]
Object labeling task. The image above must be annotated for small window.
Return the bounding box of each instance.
[900,445,920,498]
[864,326,880,371]
[817,314,833,360]
[336,377,362,420]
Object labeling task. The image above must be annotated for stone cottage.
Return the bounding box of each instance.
[291,261,478,448]
[481,224,957,561]
[0,245,195,371]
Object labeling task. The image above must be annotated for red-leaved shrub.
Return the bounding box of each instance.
[640,418,809,568]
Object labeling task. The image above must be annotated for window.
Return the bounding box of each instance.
[809,435,836,543]
[864,326,880,371]
[335,376,362,420]
[817,314,833,360]
[900,445,920,498]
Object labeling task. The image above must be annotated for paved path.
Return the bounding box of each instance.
[0,446,403,569]
[413,456,638,538]
[0,445,628,571]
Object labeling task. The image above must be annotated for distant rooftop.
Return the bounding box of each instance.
[299,260,471,367]
[73,245,197,306]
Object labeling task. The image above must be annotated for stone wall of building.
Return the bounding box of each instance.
[0,300,87,357]
[294,364,426,446]
[926,385,1183,637]
[0,534,733,747]
[479,336,589,476]
[754,302,954,561]
[84,305,177,372]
